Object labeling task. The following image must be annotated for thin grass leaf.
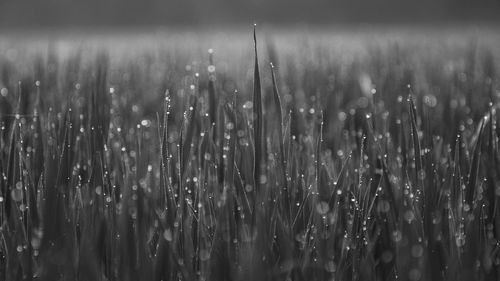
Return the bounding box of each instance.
[252,24,264,194]
[466,119,485,206]
[270,63,290,222]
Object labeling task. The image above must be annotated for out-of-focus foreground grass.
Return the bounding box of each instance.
[1,27,500,281]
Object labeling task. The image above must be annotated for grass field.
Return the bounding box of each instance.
[1,26,500,280]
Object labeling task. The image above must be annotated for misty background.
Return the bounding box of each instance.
[0,0,499,29]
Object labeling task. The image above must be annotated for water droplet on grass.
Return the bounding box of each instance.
[163,229,173,241]
[245,184,253,193]
[392,230,402,242]
[11,189,23,202]
[316,201,330,215]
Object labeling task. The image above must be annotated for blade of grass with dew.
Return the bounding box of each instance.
[208,49,217,130]
[270,63,290,224]
[252,24,264,197]
[408,95,424,209]
[217,101,225,190]
[465,118,485,206]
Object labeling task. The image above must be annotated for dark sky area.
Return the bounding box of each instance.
[0,0,499,29]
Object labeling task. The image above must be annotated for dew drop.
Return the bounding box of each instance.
[163,229,173,241]
[316,201,330,215]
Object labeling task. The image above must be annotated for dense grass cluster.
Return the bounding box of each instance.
[0,28,500,281]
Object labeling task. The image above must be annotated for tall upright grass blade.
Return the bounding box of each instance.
[466,119,484,206]
[253,24,264,196]
[408,95,424,204]
[181,98,198,177]
[208,49,217,129]
[270,63,290,222]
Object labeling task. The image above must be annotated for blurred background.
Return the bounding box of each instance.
[0,0,499,30]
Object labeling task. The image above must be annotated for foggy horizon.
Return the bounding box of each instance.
[1,0,500,29]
